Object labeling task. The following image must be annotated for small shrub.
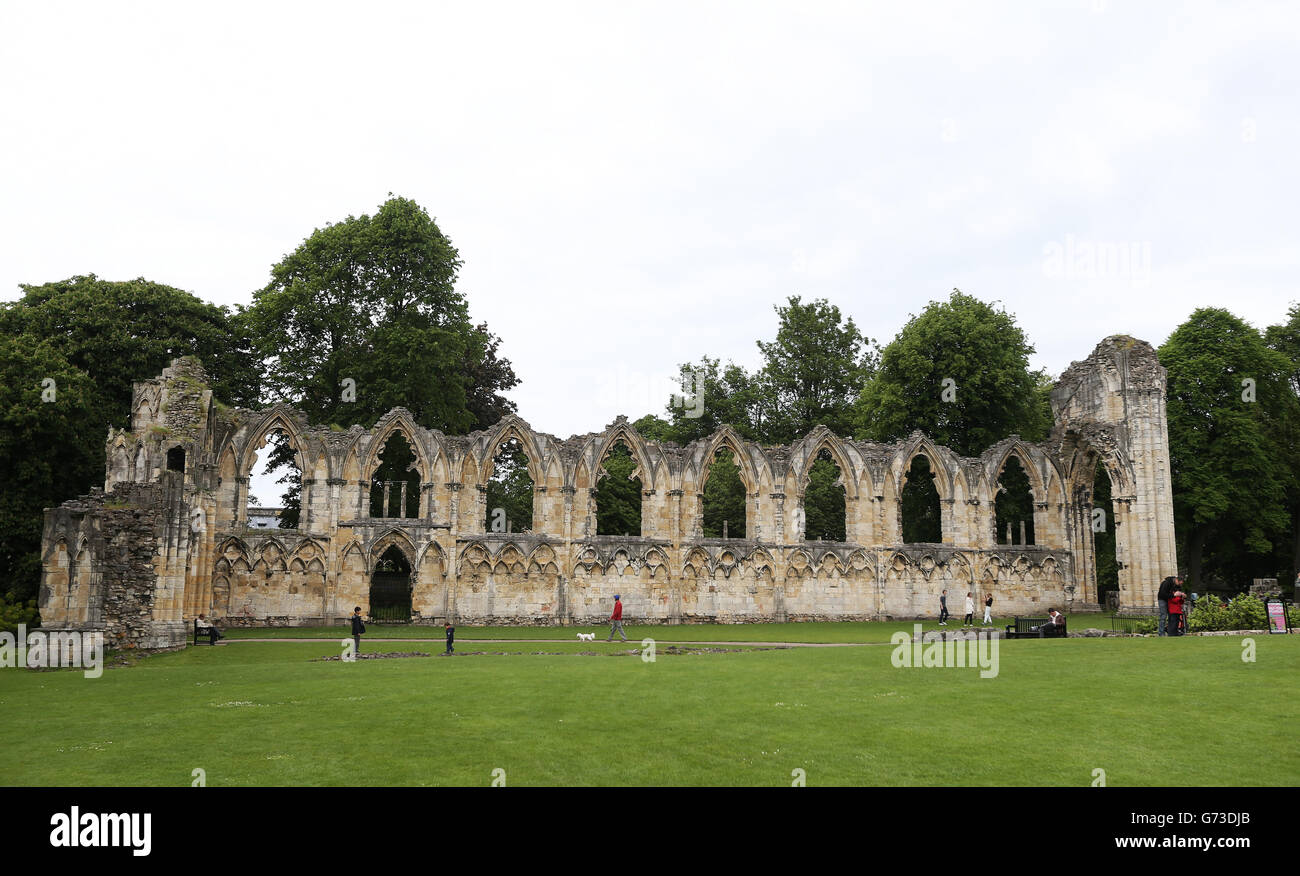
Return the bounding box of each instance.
[0,596,40,633]
[1133,618,1156,634]
[1188,596,1229,632]
[1225,594,1267,630]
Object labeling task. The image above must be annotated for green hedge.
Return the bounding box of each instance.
[1187,593,1279,632]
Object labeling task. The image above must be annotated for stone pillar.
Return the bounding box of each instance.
[447,482,463,534]
[771,492,787,542]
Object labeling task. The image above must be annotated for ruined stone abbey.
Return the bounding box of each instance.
[38,336,1178,649]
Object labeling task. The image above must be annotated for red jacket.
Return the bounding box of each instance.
[611,600,622,620]
[1168,595,1184,615]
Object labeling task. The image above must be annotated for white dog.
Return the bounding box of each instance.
[576,632,595,641]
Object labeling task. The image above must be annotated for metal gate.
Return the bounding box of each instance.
[369,572,412,622]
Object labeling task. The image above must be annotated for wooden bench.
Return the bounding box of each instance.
[1004,616,1067,639]
[193,619,222,645]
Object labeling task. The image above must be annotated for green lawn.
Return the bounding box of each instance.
[223,619,1030,643]
[2,634,1295,786]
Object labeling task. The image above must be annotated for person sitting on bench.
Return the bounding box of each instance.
[196,613,223,644]
[1035,609,1064,635]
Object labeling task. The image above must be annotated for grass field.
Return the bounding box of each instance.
[2,629,1296,786]
[222,619,1025,643]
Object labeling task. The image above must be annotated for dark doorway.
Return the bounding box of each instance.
[485,437,534,533]
[369,545,412,622]
[900,455,942,543]
[1093,464,1118,607]
[702,448,745,538]
[370,432,421,519]
[995,455,1035,546]
[596,441,642,536]
[804,448,846,542]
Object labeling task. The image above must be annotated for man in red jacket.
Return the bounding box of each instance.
[606,594,627,642]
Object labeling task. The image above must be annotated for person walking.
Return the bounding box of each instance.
[350,606,365,656]
[444,620,455,655]
[1157,576,1175,636]
[939,590,949,626]
[606,594,628,642]
[963,592,975,627]
[982,593,993,627]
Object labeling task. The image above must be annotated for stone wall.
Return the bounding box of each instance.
[39,336,1178,647]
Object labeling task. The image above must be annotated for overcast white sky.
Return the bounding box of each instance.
[3,1,1297,472]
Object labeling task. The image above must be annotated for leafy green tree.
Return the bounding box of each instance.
[757,296,876,443]
[0,338,100,610]
[658,357,764,445]
[701,449,746,538]
[595,442,642,536]
[900,455,942,543]
[1160,308,1294,591]
[485,439,534,533]
[1,275,260,419]
[1092,465,1119,602]
[1264,303,1300,591]
[994,455,1036,545]
[803,452,846,541]
[631,414,674,443]
[243,196,520,513]
[244,196,517,431]
[854,290,1050,456]
[368,432,421,520]
[0,277,258,607]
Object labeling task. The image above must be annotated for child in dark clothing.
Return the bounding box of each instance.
[444,621,455,654]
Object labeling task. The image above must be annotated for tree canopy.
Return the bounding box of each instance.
[1160,307,1296,590]
[853,290,1050,456]
[243,196,518,433]
[242,196,520,516]
[0,276,259,616]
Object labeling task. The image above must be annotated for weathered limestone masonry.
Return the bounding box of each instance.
[39,337,1178,649]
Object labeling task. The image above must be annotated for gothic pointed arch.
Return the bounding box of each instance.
[368,528,417,568]
[480,416,545,483]
[793,428,858,500]
[699,425,760,493]
[236,406,309,478]
[894,433,953,499]
[591,420,655,493]
[363,409,429,483]
[988,439,1048,501]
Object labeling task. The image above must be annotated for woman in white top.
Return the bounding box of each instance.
[963,592,975,627]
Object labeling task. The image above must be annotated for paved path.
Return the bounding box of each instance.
[221,637,882,648]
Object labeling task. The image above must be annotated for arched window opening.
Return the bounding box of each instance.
[804,448,846,541]
[995,455,1036,546]
[596,441,642,536]
[1093,463,1119,607]
[370,432,421,519]
[900,454,942,544]
[702,448,745,539]
[369,545,412,622]
[485,437,534,533]
[248,429,302,529]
